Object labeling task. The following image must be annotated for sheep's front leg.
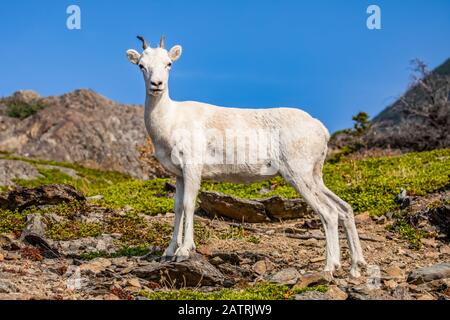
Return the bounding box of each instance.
[162,176,184,258]
[174,167,201,262]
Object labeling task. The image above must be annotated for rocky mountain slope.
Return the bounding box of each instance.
[365,58,450,150]
[330,58,450,152]
[0,89,166,179]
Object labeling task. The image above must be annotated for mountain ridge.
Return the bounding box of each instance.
[365,57,450,150]
[0,89,166,179]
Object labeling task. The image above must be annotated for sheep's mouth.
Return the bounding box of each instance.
[149,88,163,95]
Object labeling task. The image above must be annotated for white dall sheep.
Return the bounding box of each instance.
[126,35,366,277]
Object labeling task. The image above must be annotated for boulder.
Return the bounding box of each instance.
[132,255,226,287]
[20,213,60,258]
[294,272,332,289]
[259,196,312,220]
[0,194,8,210]
[440,245,450,255]
[79,258,113,275]
[268,268,301,285]
[36,164,80,179]
[0,89,169,179]
[252,260,268,275]
[0,234,22,251]
[294,291,329,300]
[199,191,269,223]
[199,191,313,223]
[55,234,118,257]
[382,265,405,280]
[405,205,450,237]
[407,263,450,284]
[355,212,371,225]
[5,184,85,211]
[0,159,42,187]
[326,285,348,300]
[346,285,396,300]
[209,251,241,265]
[11,90,41,104]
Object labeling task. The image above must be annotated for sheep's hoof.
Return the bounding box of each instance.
[174,247,191,262]
[350,268,361,278]
[324,261,341,275]
[350,259,367,278]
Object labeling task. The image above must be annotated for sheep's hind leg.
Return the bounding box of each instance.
[282,169,341,274]
[318,182,367,277]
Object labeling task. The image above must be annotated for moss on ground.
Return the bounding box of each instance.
[386,219,428,249]
[106,212,173,247]
[139,283,328,300]
[94,179,174,214]
[1,153,130,196]
[46,221,103,241]
[107,213,211,249]
[79,245,154,260]
[323,149,450,215]
[385,207,433,249]
[0,209,25,235]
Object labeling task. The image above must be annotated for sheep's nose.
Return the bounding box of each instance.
[151,80,163,87]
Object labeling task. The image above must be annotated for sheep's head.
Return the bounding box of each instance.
[127,35,182,96]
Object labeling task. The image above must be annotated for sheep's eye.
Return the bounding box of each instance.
[139,64,145,69]
[167,62,172,68]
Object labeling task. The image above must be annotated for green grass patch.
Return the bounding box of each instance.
[0,209,25,234]
[139,283,327,300]
[107,212,172,247]
[106,212,212,248]
[79,245,154,260]
[29,201,87,219]
[323,149,450,215]
[14,169,77,189]
[95,179,174,215]
[1,153,131,195]
[46,221,103,241]
[386,214,429,249]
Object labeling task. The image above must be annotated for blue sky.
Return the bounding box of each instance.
[0,0,449,132]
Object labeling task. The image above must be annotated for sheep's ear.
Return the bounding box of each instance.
[169,45,182,61]
[126,49,141,64]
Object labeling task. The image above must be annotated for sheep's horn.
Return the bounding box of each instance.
[137,35,149,50]
[159,34,165,48]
